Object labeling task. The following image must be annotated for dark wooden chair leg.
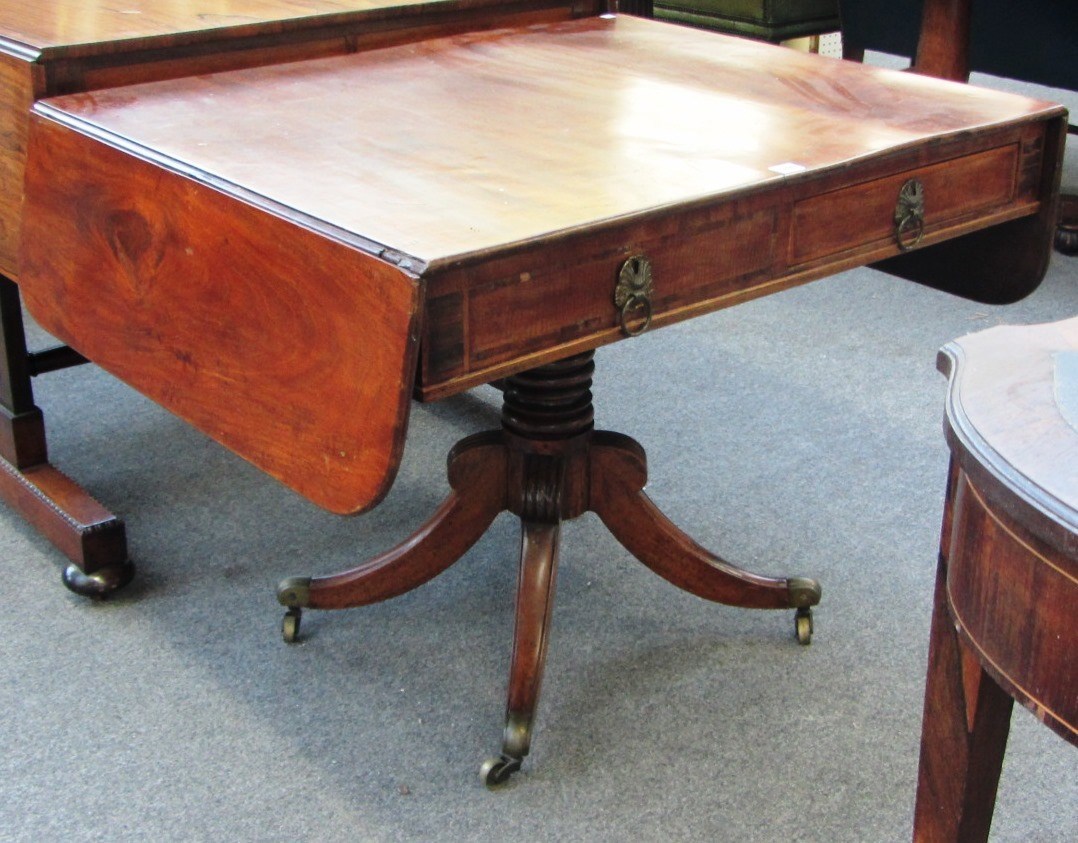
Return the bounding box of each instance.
[0,275,131,595]
[481,519,561,786]
[276,431,507,638]
[913,558,1014,843]
[1056,193,1078,256]
[912,0,971,82]
[588,430,820,639]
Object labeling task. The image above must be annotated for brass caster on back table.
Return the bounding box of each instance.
[61,559,136,598]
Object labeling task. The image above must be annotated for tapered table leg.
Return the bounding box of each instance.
[481,520,561,786]
[912,557,1013,842]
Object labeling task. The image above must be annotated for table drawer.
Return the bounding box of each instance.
[418,124,1051,401]
[789,143,1020,265]
[419,199,783,399]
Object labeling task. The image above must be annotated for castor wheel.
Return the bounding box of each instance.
[62,560,136,598]
[794,606,813,645]
[480,754,522,787]
[282,607,302,643]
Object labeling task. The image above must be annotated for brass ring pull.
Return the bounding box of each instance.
[619,293,652,336]
[894,178,926,252]
[614,254,654,338]
[896,213,925,251]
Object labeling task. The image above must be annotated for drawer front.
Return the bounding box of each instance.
[421,200,782,398]
[468,206,777,368]
[419,128,1048,401]
[790,144,1019,266]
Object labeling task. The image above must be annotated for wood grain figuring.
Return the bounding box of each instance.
[416,120,1045,397]
[0,459,127,569]
[35,15,1062,269]
[914,551,1014,843]
[0,51,34,278]
[790,143,1018,265]
[941,318,1078,524]
[0,1,593,280]
[468,207,777,365]
[18,14,1066,505]
[20,116,421,515]
[915,318,1078,840]
[913,0,972,82]
[58,3,584,94]
[0,0,431,53]
[948,473,1076,739]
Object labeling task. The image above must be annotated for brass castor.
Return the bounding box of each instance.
[62,560,136,598]
[282,607,302,643]
[479,754,522,788]
[795,606,813,645]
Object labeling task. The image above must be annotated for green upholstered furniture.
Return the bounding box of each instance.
[653,0,839,42]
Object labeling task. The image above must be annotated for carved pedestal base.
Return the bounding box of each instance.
[278,352,821,784]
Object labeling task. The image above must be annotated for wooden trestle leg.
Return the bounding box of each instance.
[277,350,821,785]
[0,275,131,596]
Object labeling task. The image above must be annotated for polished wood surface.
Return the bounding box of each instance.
[278,351,821,782]
[0,0,596,584]
[34,15,1059,265]
[914,319,1078,841]
[942,318,1078,523]
[24,115,422,515]
[0,0,429,51]
[839,0,1077,259]
[1,0,592,280]
[17,10,1068,781]
[914,0,972,82]
[20,15,1065,511]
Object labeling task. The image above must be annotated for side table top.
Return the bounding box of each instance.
[940,316,1078,545]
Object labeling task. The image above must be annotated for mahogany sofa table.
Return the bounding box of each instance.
[0,0,587,595]
[17,12,1066,782]
[914,318,1078,841]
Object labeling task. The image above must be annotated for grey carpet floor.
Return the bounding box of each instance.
[3,57,1077,843]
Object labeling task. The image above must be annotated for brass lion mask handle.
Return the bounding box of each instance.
[615,255,654,337]
[894,178,926,251]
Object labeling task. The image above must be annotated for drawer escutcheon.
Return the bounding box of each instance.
[615,255,654,337]
[894,178,926,251]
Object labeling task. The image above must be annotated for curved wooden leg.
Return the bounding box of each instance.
[277,432,507,622]
[482,519,561,786]
[588,431,821,615]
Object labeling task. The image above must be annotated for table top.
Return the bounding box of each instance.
[0,0,439,55]
[940,316,1078,543]
[35,14,1061,271]
[19,14,1066,514]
